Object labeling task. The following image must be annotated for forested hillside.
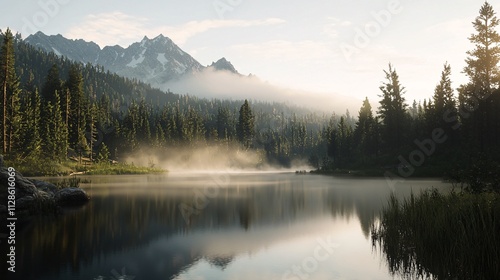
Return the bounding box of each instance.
[0,29,338,172]
[1,2,500,178]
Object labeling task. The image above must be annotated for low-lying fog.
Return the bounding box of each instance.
[163,68,361,114]
[124,144,311,172]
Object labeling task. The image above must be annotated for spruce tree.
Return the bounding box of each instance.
[461,2,500,151]
[354,97,376,161]
[433,63,455,118]
[432,63,457,146]
[19,88,42,158]
[0,28,21,155]
[42,64,62,104]
[97,142,110,163]
[42,101,54,159]
[87,104,98,163]
[237,100,255,148]
[378,63,409,151]
[464,2,500,94]
[66,65,87,150]
[53,91,68,161]
[217,107,233,142]
[336,116,352,168]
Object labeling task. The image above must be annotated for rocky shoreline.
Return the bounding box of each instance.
[0,157,90,217]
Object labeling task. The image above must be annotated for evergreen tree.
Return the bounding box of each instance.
[75,129,89,164]
[42,64,62,104]
[461,2,500,151]
[186,108,206,143]
[53,91,68,161]
[217,106,234,143]
[123,101,138,150]
[432,63,457,146]
[433,63,455,119]
[66,65,85,147]
[237,100,255,148]
[464,2,500,94]
[87,104,98,162]
[7,75,20,156]
[336,116,352,168]
[97,142,110,163]
[42,92,67,162]
[354,97,377,162]
[19,88,42,158]
[0,28,21,155]
[154,121,166,147]
[137,99,151,144]
[378,63,409,151]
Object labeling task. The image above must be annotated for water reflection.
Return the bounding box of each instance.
[15,173,451,280]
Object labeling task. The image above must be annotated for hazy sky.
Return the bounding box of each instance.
[3,0,497,107]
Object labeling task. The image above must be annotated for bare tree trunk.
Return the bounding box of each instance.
[8,89,13,153]
[2,51,8,154]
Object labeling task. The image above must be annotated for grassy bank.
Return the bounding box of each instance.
[310,164,449,178]
[6,158,166,177]
[84,162,166,175]
[371,190,500,279]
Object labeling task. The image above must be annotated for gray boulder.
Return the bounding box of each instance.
[0,166,90,214]
[55,187,90,206]
[29,179,58,195]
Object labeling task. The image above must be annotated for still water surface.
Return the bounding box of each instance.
[16,172,451,280]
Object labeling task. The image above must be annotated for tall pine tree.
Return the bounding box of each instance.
[432,62,457,147]
[0,28,21,156]
[354,97,378,162]
[42,64,62,104]
[433,62,455,120]
[237,100,255,148]
[461,2,500,151]
[19,88,42,158]
[378,63,409,151]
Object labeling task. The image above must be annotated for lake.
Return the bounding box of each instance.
[14,172,452,280]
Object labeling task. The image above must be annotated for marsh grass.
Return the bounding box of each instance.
[371,190,500,280]
[84,162,166,175]
[53,177,90,189]
[6,157,166,176]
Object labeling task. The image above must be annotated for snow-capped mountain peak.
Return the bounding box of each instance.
[209,57,239,74]
[25,32,216,88]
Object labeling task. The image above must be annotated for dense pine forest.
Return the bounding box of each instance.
[0,28,338,174]
[1,2,500,183]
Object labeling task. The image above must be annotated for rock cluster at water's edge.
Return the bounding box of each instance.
[0,160,90,215]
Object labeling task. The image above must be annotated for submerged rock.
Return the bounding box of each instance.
[55,187,90,206]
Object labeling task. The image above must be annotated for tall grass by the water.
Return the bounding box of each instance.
[5,158,166,176]
[53,177,91,189]
[371,189,500,280]
[84,162,166,175]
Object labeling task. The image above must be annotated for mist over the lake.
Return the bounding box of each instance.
[123,143,312,172]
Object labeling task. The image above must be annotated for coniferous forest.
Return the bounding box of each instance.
[1,2,500,185]
[1,3,500,280]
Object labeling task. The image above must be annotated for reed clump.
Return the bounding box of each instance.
[372,189,500,280]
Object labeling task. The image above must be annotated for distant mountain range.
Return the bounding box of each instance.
[25,32,239,89]
[24,31,360,114]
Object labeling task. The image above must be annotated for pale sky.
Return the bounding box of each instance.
[3,0,497,108]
